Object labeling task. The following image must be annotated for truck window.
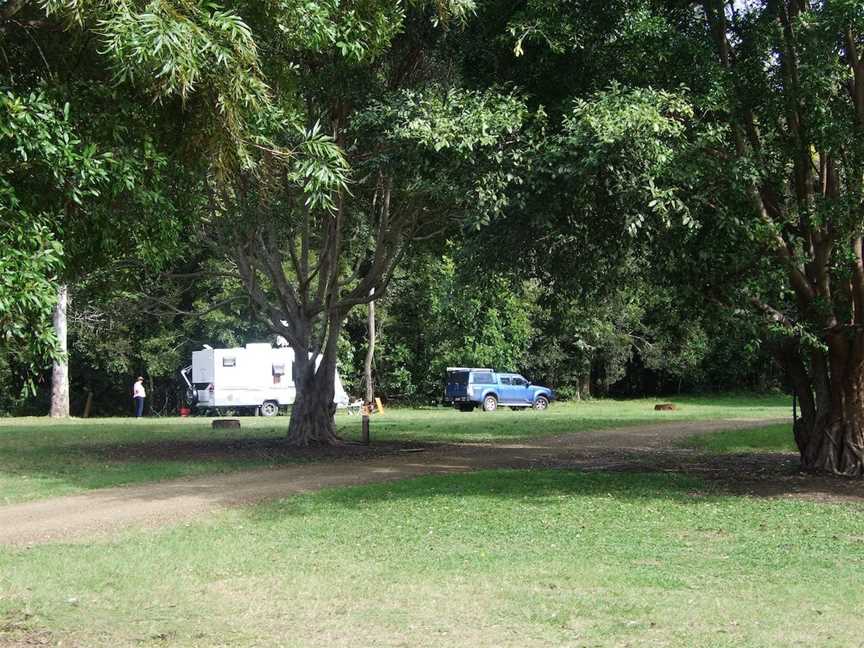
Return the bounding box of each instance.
[471,372,494,384]
[222,357,236,367]
[499,376,512,385]
[447,371,469,386]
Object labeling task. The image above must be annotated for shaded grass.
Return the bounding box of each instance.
[0,394,790,504]
[0,419,291,505]
[679,423,797,454]
[1,468,861,647]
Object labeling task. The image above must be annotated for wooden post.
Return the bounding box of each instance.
[361,414,370,445]
[364,287,376,404]
[82,389,93,418]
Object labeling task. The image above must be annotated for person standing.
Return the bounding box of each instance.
[132,376,146,418]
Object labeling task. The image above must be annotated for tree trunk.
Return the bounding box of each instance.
[364,288,376,404]
[578,374,591,400]
[50,283,69,418]
[286,335,342,446]
[82,389,93,418]
[790,333,864,476]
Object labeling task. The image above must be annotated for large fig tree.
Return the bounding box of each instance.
[697,0,864,474]
[476,0,864,474]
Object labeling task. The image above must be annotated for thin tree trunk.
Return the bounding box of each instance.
[578,374,591,400]
[82,389,93,418]
[364,288,376,404]
[50,283,69,418]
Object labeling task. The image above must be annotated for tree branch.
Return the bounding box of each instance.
[702,0,816,307]
[0,0,29,21]
[853,236,864,326]
[749,296,797,330]
[845,29,864,128]
[137,294,248,319]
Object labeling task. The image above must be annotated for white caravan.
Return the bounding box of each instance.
[180,343,349,416]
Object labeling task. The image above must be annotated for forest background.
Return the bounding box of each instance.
[5,0,863,472]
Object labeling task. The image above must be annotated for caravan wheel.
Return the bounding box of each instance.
[260,401,279,417]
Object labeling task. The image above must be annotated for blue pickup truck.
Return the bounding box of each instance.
[445,367,555,412]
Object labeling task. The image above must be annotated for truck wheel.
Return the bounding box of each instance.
[482,395,498,412]
[533,396,549,411]
[260,401,279,417]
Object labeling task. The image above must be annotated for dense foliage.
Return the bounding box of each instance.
[5,0,861,472]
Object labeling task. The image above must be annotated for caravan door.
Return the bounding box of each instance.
[191,348,216,406]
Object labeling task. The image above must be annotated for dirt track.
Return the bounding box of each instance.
[3,417,859,547]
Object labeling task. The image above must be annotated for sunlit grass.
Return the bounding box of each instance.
[1,468,860,647]
[678,423,797,454]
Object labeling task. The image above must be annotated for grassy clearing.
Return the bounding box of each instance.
[0,394,789,504]
[1,468,861,647]
[359,393,790,443]
[679,423,797,454]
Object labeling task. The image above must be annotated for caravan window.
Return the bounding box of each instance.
[222,357,236,367]
[273,363,286,385]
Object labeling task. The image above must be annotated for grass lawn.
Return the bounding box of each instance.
[1,468,861,647]
[0,394,790,505]
[360,393,791,443]
[678,423,798,454]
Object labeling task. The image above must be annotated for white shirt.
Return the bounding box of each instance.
[133,381,146,398]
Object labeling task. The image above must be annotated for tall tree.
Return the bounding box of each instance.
[224,85,528,444]
[169,0,527,444]
[488,0,864,474]
[1,0,271,413]
[696,0,864,474]
[0,90,108,407]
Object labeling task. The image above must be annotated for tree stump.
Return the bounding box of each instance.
[654,403,677,411]
[212,419,241,429]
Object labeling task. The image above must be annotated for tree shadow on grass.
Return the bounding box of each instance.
[68,437,433,463]
[0,423,436,498]
[243,468,713,525]
[1,418,860,514]
[244,447,864,526]
[0,413,727,498]
[542,449,864,503]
